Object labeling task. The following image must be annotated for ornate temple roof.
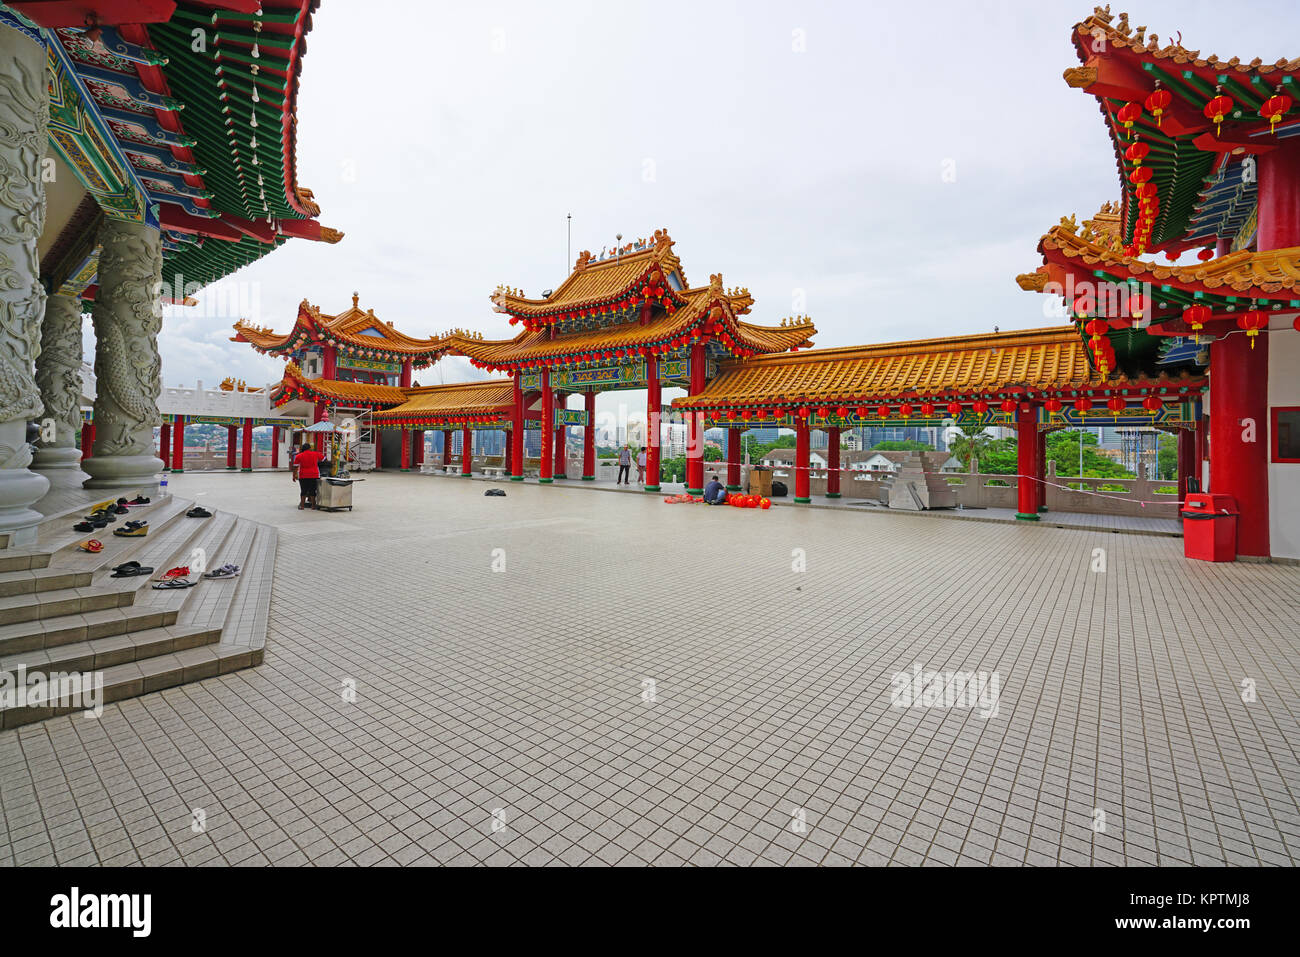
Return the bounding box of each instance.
[674,326,1204,410]
[233,294,449,366]
[272,361,409,409]
[6,1,341,303]
[1061,6,1299,254]
[370,380,515,425]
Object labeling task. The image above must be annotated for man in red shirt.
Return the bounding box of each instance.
[292,443,327,509]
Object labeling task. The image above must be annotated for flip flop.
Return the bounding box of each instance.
[73,522,96,533]
[78,540,104,553]
[112,560,142,572]
[151,578,195,590]
[111,566,154,578]
[157,566,190,580]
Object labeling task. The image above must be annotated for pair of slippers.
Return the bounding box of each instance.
[110,560,154,578]
[78,539,103,553]
[112,520,148,538]
[484,489,507,497]
[187,506,212,518]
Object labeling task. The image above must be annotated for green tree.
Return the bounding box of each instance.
[872,439,932,452]
[948,425,992,471]
[1157,433,1177,480]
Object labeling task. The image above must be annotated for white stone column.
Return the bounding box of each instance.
[81,218,165,490]
[0,25,51,546]
[32,293,86,472]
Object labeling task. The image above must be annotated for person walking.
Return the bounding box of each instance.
[617,444,631,485]
[636,446,647,484]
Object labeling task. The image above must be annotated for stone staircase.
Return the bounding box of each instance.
[0,493,276,729]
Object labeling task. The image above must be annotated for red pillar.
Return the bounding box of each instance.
[826,427,841,498]
[462,428,473,476]
[1210,333,1269,556]
[226,425,237,469]
[582,391,596,480]
[645,355,661,491]
[400,429,411,471]
[81,421,94,461]
[241,417,253,471]
[171,416,185,472]
[1036,425,1048,512]
[794,419,811,503]
[322,346,337,380]
[400,359,413,388]
[159,419,171,469]
[415,431,425,466]
[511,373,525,482]
[726,426,742,491]
[271,427,280,468]
[440,429,451,467]
[1177,428,1196,501]
[685,343,706,494]
[1015,404,1039,520]
[540,370,554,483]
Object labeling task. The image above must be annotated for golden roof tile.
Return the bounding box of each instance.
[371,380,515,421]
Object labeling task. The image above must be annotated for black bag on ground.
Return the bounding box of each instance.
[770,480,788,497]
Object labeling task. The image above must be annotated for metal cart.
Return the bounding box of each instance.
[316,476,360,512]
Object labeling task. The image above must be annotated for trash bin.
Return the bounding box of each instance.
[1180,493,1238,562]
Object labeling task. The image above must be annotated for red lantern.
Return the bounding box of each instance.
[1107,396,1126,412]
[1074,397,1093,412]
[972,400,989,414]
[946,401,961,416]
[1204,92,1233,135]
[1260,93,1292,134]
[1116,101,1142,135]
[999,399,1017,414]
[1128,166,1153,185]
[919,402,935,417]
[1183,303,1211,331]
[1238,309,1267,348]
[1044,398,1063,413]
[898,403,913,417]
[741,409,752,420]
[1197,247,1214,262]
[1134,181,1158,200]
[816,406,830,417]
[876,404,890,418]
[1142,395,1162,411]
[856,406,869,417]
[1124,141,1149,166]
[755,409,767,420]
[1144,87,1172,127]
[835,406,849,418]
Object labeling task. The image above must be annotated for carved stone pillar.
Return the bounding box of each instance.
[0,26,51,546]
[32,293,85,471]
[81,218,165,490]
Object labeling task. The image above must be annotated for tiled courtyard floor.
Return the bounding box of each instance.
[2,471,1297,866]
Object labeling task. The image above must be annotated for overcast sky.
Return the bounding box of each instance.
[140,0,1300,418]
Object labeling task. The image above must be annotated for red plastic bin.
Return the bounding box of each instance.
[1180,493,1238,562]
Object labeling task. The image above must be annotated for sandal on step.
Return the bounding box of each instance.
[111,565,154,578]
[186,506,212,518]
[151,578,195,590]
[112,560,142,572]
[78,539,104,553]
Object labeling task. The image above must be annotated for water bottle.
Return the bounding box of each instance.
[160,473,168,494]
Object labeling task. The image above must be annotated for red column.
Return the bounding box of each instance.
[794,419,811,503]
[1015,404,1039,520]
[441,430,452,467]
[171,416,185,472]
[826,427,841,498]
[241,417,254,471]
[462,428,473,476]
[400,359,413,388]
[81,420,94,461]
[226,425,237,469]
[582,391,596,480]
[540,370,554,483]
[685,342,706,494]
[400,429,411,471]
[645,355,661,491]
[1210,333,1268,556]
[415,431,424,466]
[511,373,525,482]
[159,419,171,469]
[1177,428,1196,501]
[1258,138,1300,251]
[322,346,337,380]
[726,426,742,490]
[271,427,280,468]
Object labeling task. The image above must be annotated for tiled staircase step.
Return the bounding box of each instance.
[176,518,258,631]
[0,567,91,598]
[134,513,237,613]
[212,524,275,663]
[0,623,221,677]
[92,508,224,597]
[0,585,132,627]
[0,605,177,657]
[0,494,176,573]
[47,498,191,574]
